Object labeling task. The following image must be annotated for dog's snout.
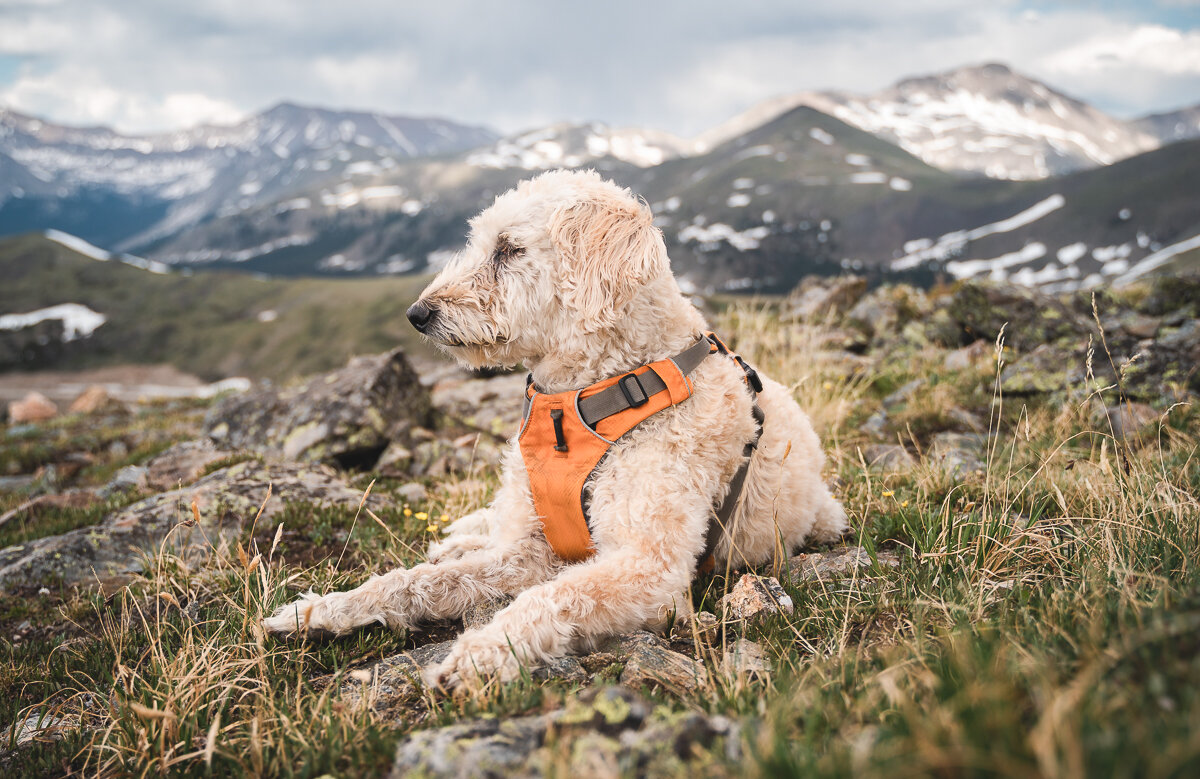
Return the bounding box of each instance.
[406,300,436,333]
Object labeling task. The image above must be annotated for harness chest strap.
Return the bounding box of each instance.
[518,332,763,565]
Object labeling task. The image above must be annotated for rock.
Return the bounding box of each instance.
[928,432,989,476]
[206,349,433,469]
[787,546,900,582]
[144,439,235,491]
[462,596,513,629]
[722,638,771,677]
[937,280,1092,351]
[375,442,413,475]
[394,482,428,504]
[388,686,738,778]
[531,655,588,683]
[785,275,868,321]
[98,465,148,497]
[334,641,455,720]
[845,283,932,341]
[943,340,992,371]
[1122,320,1200,398]
[718,574,793,621]
[9,713,76,747]
[861,444,915,471]
[882,379,923,409]
[1000,344,1105,396]
[613,632,706,695]
[7,392,57,424]
[669,610,719,644]
[430,371,529,438]
[859,410,888,440]
[67,385,122,415]
[1095,401,1159,443]
[0,460,370,592]
[1136,271,1200,318]
[947,406,985,432]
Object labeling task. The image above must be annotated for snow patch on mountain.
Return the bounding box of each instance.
[44,229,110,260]
[0,303,107,341]
[892,194,1065,270]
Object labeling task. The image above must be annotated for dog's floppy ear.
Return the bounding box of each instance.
[548,191,668,332]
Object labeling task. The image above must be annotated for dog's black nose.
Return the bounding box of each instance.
[406,300,436,332]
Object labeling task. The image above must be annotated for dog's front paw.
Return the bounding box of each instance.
[424,630,524,693]
[262,591,333,638]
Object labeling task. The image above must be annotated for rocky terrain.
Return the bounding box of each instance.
[1,275,1198,776]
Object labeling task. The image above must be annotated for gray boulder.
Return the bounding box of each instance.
[206,348,433,468]
[0,459,371,592]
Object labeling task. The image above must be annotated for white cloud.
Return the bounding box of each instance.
[0,1,1196,136]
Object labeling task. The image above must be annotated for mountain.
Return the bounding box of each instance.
[112,107,1200,294]
[702,63,1160,180]
[1135,104,1200,144]
[464,122,699,169]
[0,103,497,250]
[1,62,1198,295]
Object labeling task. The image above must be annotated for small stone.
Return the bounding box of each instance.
[670,610,719,643]
[861,444,915,471]
[394,482,427,503]
[1096,401,1159,443]
[943,340,991,371]
[461,596,513,629]
[7,391,57,424]
[882,379,923,409]
[99,465,148,497]
[718,574,794,621]
[144,439,234,491]
[787,545,899,582]
[376,442,414,475]
[722,638,771,676]
[619,641,706,694]
[928,432,989,476]
[68,385,121,415]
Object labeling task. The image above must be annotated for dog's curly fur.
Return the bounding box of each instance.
[263,169,847,690]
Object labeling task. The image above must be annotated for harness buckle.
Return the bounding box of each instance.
[617,372,649,408]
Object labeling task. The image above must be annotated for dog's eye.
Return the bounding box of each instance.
[493,234,523,264]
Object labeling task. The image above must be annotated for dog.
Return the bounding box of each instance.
[263,169,847,690]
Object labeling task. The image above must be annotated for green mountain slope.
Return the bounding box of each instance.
[0,233,431,380]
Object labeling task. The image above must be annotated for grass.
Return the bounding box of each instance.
[2,294,1199,777]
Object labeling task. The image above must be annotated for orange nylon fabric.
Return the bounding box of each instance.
[518,358,701,562]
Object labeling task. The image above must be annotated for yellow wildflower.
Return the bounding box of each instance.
[415,511,428,521]
[901,500,909,508]
[403,508,412,517]
[882,490,894,498]
[426,525,437,533]
[439,514,450,522]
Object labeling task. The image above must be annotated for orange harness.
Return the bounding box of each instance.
[518,332,763,564]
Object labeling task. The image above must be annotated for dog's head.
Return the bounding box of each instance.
[407,169,670,369]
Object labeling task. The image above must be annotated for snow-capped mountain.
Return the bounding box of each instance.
[701,64,1161,180]
[465,122,698,170]
[0,103,496,248]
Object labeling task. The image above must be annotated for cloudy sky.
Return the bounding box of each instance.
[1,0,1198,137]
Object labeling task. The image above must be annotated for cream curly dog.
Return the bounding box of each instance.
[263,169,846,690]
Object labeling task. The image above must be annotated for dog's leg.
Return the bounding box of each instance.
[262,538,557,636]
[428,503,705,690]
[426,508,494,563]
